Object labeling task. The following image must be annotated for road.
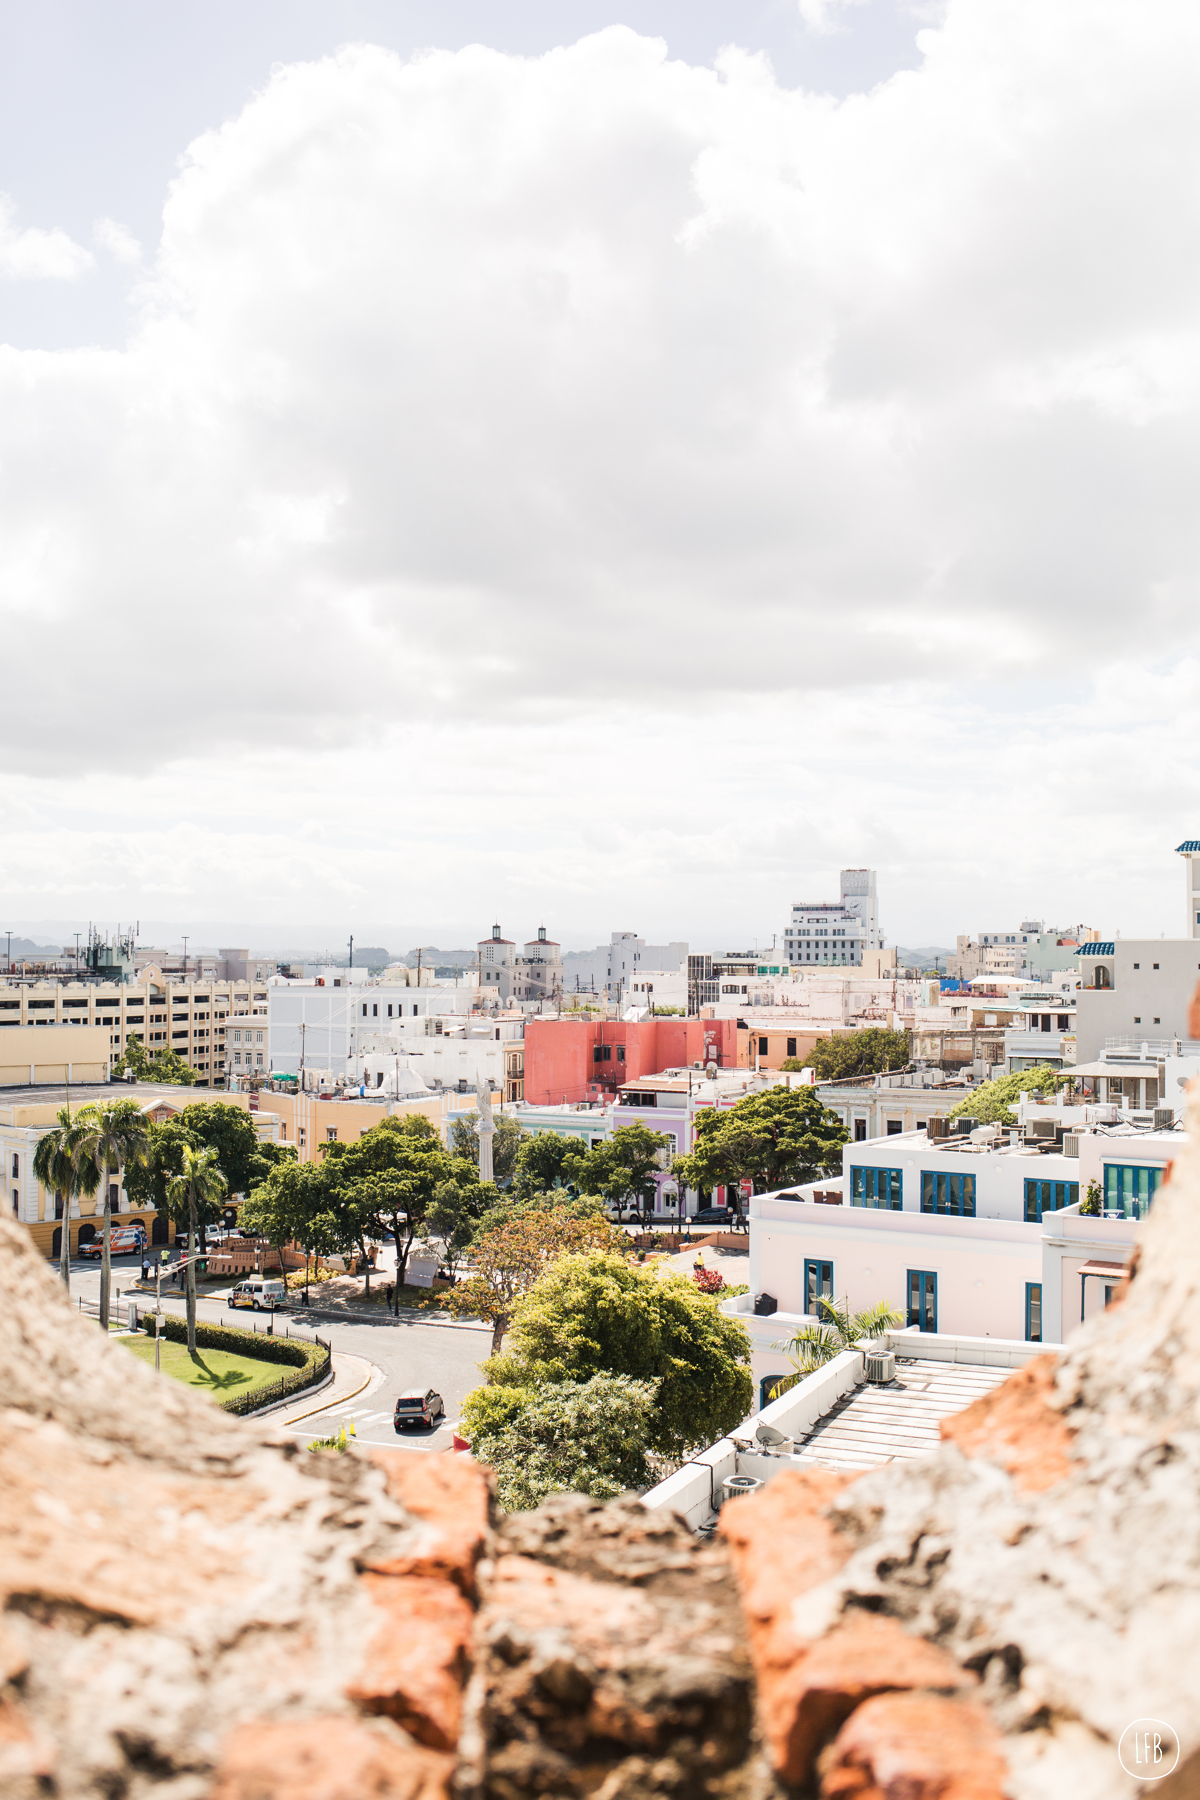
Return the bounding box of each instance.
[64,1255,494,1455]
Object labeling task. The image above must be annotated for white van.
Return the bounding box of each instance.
[227,1277,288,1312]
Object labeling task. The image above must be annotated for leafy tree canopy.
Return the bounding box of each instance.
[320,1112,492,1299]
[947,1063,1066,1125]
[450,1111,527,1183]
[576,1122,671,1221]
[112,1034,200,1086]
[487,1251,753,1456]
[674,1083,847,1196]
[511,1131,589,1200]
[461,1374,658,1511]
[445,1202,623,1351]
[803,1029,910,1082]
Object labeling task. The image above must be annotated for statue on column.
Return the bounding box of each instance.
[475,1079,496,1184]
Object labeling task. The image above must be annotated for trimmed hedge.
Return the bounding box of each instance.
[138,1315,330,1415]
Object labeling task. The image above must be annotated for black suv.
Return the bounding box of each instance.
[394,1388,446,1431]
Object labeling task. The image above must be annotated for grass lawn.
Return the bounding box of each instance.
[120,1335,289,1400]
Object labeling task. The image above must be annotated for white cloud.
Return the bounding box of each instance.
[92,216,142,266]
[1,5,1200,937]
[795,0,871,36]
[0,195,93,281]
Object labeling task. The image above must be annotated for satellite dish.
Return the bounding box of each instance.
[756,1423,788,1447]
[706,1060,718,1076]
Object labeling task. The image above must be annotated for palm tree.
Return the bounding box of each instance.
[71,1099,151,1329]
[33,1106,99,1291]
[776,1296,903,1375]
[167,1143,227,1355]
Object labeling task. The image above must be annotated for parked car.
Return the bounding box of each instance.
[394,1389,446,1431]
[690,1206,739,1226]
[79,1225,146,1258]
[227,1277,288,1311]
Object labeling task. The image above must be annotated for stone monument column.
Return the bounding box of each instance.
[475,1079,495,1184]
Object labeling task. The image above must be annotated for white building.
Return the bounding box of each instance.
[563,931,688,1005]
[783,869,881,968]
[623,968,688,1014]
[1003,985,1078,1071]
[1073,939,1200,1062]
[477,925,564,1012]
[263,978,473,1080]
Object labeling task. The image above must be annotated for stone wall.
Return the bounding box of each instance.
[6,1074,1200,1795]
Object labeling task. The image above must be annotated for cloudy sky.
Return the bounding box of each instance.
[0,0,1197,954]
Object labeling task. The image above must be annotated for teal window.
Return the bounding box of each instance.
[1024,1179,1079,1223]
[1103,1164,1162,1219]
[850,1166,902,1209]
[920,1171,975,1216]
[907,1269,937,1331]
[804,1259,834,1314]
[1025,1282,1042,1342]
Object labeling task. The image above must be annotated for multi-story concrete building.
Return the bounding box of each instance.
[782,869,881,968]
[0,974,269,1087]
[476,926,566,1012]
[262,979,472,1082]
[524,1015,740,1106]
[1073,939,1200,1062]
[564,931,688,1005]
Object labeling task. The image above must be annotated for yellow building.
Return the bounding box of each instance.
[251,1089,447,1159]
[3,1085,279,1260]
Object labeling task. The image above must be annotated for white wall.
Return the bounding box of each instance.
[749,1189,1044,1342]
[843,1132,1080,1224]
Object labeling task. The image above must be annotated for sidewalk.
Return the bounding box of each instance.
[255,1352,383,1427]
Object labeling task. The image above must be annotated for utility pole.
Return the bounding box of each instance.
[348,934,354,970]
[182,936,189,982]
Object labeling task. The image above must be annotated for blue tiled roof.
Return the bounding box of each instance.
[1075,942,1115,956]
[1177,841,1200,853]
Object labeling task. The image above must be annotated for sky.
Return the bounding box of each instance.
[1,0,1198,955]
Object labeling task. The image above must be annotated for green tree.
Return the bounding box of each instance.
[419,1175,483,1278]
[112,1034,200,1086]
[166,1143,228,1354]
[947,1064,1065,1126]
[776,1295,903,1374]
[487,1252,753,1456]
[33,1106,100,1291]
[511,1131,589,1199]
[320,1114,488,1309]
[71,1099,151,1329]
[240,1157,326,1297]
[450,1111,527,1183]
[445,1203,623,1353]
[802,1029,911,1082]
[577,1123,671,1223]
[461,1374,658,1511]
[674,1085,847,1199]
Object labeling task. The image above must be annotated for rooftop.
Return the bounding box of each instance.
[786,1356,1010,1474]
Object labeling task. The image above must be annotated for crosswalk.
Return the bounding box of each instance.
[287,1400,459,1451]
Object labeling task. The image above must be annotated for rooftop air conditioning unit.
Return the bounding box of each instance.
[954,1117,976,1135]
[927,1116,949,1140]
[721,1474,763,1507]
[864,1350,896,1384]
[1062,1134,1080,1158]
[1031,1119,1057,1139]
[1130,1112,1154,1127]
[1154,1107,1176,1129]
[753,1293,778,1316]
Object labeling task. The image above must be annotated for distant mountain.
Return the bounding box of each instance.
[896,946,955,969]
[3,935,65,959]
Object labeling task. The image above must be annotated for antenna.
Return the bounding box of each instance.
[348,934,354,970]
